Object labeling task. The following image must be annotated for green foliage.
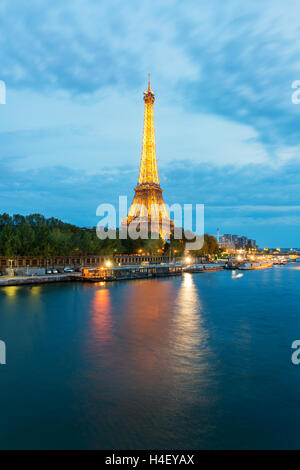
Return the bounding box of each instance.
[193,233,220,256]
[0,213,115,256]
[0,214,164,256]
[164,232,185,256]
[0,214,220,257]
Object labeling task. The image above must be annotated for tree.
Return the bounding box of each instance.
[193,234,219,257]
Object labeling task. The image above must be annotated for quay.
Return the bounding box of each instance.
[0,273,80,287]
[0,256,295,288]
[0,265,183,287]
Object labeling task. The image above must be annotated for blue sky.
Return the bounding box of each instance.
[0,0,300,247]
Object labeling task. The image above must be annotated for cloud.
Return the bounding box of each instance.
[0,88,276,172]
[0,0,300,247]
[0,157,299,246]
[1,0,300,166]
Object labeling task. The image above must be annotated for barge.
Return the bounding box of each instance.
[80,264,183,282]
[238,261,273,271]
[184,264,224,273]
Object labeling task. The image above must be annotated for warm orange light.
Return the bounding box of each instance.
[121,76,173,238]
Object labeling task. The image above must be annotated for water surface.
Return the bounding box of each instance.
[0,265,299,449]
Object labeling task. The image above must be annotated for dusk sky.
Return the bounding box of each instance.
[1,0,300,247]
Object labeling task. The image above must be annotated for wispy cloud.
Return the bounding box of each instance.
[1,157,299,246]
[0,0,299,245]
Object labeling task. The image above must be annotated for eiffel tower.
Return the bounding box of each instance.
[123,75,174,238]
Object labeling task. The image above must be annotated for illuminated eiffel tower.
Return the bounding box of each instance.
[123,75,174,238]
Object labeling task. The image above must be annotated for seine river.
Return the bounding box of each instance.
[0,265,300,449]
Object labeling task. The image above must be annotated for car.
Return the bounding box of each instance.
[52,269,58,274]
[64,267,74,273]
[45,269,52,274]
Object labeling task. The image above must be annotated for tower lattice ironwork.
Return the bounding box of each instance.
[123,75,174,238]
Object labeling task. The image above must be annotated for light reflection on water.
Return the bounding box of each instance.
[79,275,216,449]
[90,286,113,348]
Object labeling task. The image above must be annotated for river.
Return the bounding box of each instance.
[0,265,299,449]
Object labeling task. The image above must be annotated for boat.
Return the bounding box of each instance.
[80,264,183,282]
[273,258,287,265]
[238,261,273,270]
[184,264,224,273]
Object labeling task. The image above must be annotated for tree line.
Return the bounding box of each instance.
[0,213,219,257]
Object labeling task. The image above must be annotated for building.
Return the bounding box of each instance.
[217,231,258,250]
[231,235,239,246]
[122,75,173,238]
[238,236,248,248]
[218,234,235,250]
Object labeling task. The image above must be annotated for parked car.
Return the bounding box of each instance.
[52,269,58,274]
[64,267,74,273]
[45,269,52,275]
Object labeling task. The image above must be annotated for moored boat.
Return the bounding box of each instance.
[239,261,273,270]
[80,264,183,282]
[184,264,224,273]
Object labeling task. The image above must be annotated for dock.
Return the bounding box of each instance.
[0,265,183,286]
[0,273,80,287]
[1,258,279,287]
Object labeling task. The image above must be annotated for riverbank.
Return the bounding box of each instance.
[0,273,81,286]
[0,261,293,287]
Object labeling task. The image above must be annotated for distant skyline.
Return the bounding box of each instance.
[0,1,300,246]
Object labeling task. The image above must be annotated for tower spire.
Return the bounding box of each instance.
[138,75,158,186]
